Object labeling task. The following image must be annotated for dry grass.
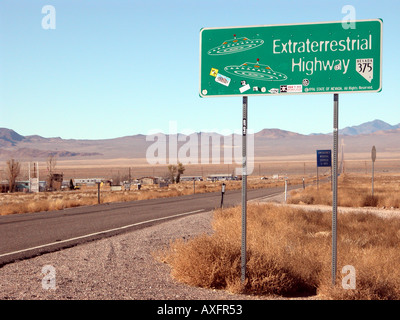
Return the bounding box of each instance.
[0,192,98,215]
[288,173,400,208]
[161,203,400,299]
[0,177,291,216]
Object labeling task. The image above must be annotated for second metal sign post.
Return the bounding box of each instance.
[241,96,248,283]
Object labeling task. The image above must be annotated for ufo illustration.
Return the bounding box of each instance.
[224,59,288,81]
[207,35,264,56]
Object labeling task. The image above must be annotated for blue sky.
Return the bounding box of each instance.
[0,0,399,139]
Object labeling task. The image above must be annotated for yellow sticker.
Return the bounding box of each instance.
[210,68,219,77]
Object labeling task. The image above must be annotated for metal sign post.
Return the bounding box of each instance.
[332,94,339,286]
[371,146,376,196]
[220,182,226,208]
[241,96,248,283]
[97,182,101,204]
[284,178,288,202]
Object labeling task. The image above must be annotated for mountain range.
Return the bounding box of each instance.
[0,119,399,160]
[339,119,400,135]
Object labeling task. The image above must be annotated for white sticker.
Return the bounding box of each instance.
[215,73,231,87]
[356,58,373,83]
[268,88,278,94]
[287,84,302,93]
[239,83,250,93]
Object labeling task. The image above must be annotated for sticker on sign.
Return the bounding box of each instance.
[215,73,231,87]
[288,85,302,93]
[239,83,250,93]
[280,85,302,93]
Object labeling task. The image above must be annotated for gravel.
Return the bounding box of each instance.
[0,208,263,300]
[3,191,396,300]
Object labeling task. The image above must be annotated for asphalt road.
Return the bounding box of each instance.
[0,185,294,267]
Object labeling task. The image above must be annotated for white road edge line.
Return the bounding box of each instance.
[250,192,282,202]
[0,209,205,258]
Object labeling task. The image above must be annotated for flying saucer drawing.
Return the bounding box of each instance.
[224,60,288,81]
[207,34,264,56]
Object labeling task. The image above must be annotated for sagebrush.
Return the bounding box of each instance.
[161,203,400,299]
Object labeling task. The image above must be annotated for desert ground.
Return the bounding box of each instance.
[1,150,400,300]
[1,151,399,216]
[3,152,399,182]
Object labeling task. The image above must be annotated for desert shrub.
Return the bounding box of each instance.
[164,204,323,297]
[289,174,400,208]
[363,194,379,207]
[162,203,400,299]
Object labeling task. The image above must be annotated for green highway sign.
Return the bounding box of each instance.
[199,19,382,97]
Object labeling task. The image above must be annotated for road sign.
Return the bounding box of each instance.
[317,150,332,167]
[200,19,382,97]
[371,145,376,162]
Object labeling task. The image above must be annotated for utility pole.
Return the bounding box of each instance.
[371,146,376,196]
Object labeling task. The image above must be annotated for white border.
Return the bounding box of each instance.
[199,19,383,98]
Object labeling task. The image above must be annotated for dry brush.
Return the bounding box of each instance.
[161,203,400,299]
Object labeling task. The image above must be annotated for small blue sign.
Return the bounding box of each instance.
[317,150,332,167]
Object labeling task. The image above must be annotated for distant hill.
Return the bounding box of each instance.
[0,119,399,160]
[339,119,400,136]
[0,128,102,159]
[0,128,25,147]
[254,129,303,139]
